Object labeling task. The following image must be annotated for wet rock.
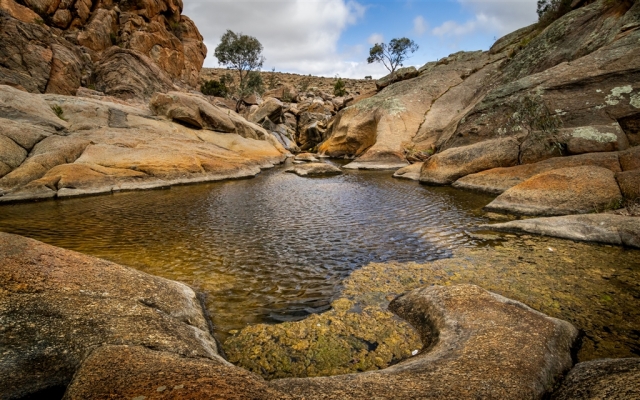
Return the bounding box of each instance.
[483,214,640,248]
[0,232,221,399]
[392,162,423,181]
[285,162,342,177]
[64,345,290,400]
[272,284,578,400]
[294,152,319,162]
[551,358,640,400]
[342,150,409,170]
[484,166,623,216]
[453,152,622,194]
[420,137,520,185]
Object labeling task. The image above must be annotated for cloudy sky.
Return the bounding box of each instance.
[183,0,538,79]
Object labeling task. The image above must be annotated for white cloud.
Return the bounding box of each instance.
[368,33,384,45]
[433,0,537,37]
[183,0,377,78]
[413,15,427,35]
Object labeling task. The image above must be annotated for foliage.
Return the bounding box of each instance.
[267,67,279,90]
[201,79,229,97]
[507,94,564,152]
[333,76,346,97]
[298,74,313,93]
[367,38,418,74]
[536,0,573,28]
[214,30,265,93]
[50,104,66,120]
[242,71,265,96]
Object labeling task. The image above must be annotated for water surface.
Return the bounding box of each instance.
[0,164,493,337]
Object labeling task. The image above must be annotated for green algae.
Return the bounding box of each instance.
[225,234,640,379]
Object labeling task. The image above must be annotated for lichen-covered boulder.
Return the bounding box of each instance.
[551,358,640,400]
[484,166,623,216]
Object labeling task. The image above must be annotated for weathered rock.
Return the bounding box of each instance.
[0,232,222,399]
[248,97,283,124]
[484,166,623,216]
[392,162,423,181]
[297,111,331,151]
[375,66,419,91]
[551,358,640,400]
[619,146,640,171]
[420,137,520,185]
[616,169,640,200]
[342,151,409,170]
[564,124,630,154]
[294,152,319,162]
[272,284,578,400]
[150,91,268,140]
[453,152,622,194]
[94,48,177,101]
[285,162,342,177]
[0,87,286,202]
[264,83,298,102]
[64,345,290,400]
[483,214,640,248]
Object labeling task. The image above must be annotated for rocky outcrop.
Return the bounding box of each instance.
[551,358,640,400]
[285,162,342,177]
[484,166,623,216]
[0,0,206,100]
[375,66,418,91]
[271,284,578,399]
[453,151,622,194]
[64,345,289,400]
[0,232,223,399]
[0,85,286,203]
[483,214,640,248]
[420,137,520,185]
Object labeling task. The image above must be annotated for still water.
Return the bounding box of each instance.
[0,165,493,337]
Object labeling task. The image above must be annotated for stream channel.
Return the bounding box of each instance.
[1,161,639,359]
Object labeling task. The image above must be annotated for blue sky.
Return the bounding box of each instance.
[184,0,538,78]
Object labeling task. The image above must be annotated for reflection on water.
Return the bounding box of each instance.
[0,165,493,337]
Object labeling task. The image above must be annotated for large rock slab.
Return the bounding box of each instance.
[285,162,342,177]
[272,284,578,400]
[0,232,222,399]
[616,169,640,199]
[484,166,623,216]
[483,214,640,248]
[64,345,290,400]
[150,91,269,140]
[551,358,640,400]
[0,87,286,202]
[453,152,622,194]
[420,137,520,185]
[393,162,423,181]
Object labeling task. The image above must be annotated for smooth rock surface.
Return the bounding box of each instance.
[293,152,319,162]
[551,358,640,400]
[453,152,622,194]
[392,162,423,180]
[484,166,623,216]
[420,137,520,185]
[483,214,640,248]
[272,284,578,400]
[0,232,222,399]
[64,345,289,400]
[285,162,342,177]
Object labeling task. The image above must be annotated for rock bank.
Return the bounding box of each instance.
[285,162,342,177]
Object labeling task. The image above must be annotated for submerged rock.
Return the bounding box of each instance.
[484,166,623,216]
[271,284,578,400]
[285,162,342,177]
[482,214,640,248]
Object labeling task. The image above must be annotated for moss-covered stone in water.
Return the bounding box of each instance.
[224,234,640,380]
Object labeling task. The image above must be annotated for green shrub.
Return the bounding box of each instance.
[243,71,265,96]
[536,0,573,28]
[201,79,229,97]
[50,104,66,120]
[334,77,346,97]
